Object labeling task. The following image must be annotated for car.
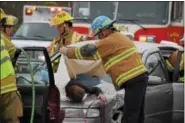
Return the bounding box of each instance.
[14,47,62,123]
[12,22,58,48]
[60,40,184,123]
[15,40,184,123]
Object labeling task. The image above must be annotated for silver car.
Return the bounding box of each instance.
[15,41,184,123]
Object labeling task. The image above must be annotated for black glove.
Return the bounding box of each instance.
[12,48,21,67]
[15,48,21,58]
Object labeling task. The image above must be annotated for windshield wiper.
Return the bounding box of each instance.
[13,35,27,39]
[33,35,48,39]
[119,18,146,30]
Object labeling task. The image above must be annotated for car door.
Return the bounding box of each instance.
[15,47,60,123]
[143,49,173,123]
[171,49,184,123]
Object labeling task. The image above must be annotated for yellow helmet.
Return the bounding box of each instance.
[0,8,7,20]
[49,11,73,26]
[2,15,18,26]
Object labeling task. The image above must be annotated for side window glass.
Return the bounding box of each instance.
[15,50,49,85]
[171,1,184,21]
[145,52,166,81]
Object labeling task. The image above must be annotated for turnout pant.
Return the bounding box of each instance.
[120,72,148,123]
[0,91,23,123]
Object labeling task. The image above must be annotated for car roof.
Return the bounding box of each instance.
[68,40,160,53]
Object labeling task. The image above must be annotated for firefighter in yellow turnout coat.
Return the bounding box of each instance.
[60,15,149,123]
[0,8,23,123]
[48,11,85,72]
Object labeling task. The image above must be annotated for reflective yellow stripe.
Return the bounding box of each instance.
[104,47,137,71]
[166,60,174,71]
[71,33,77,43]
[179,77,184,82]
[116,65,146,86]
[93,51,101,60]
[75,48,83,59]
[1,83,17,94]
[1,42,15,80]
[180,54,184,71]
[71,32,82,43]
[75,48,79,59]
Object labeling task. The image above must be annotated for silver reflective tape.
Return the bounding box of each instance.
[0,56,11,64]
[0,45,6,52]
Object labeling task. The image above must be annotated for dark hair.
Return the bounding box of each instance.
[68,85,85,102]
[108,25,119,33]
[0,18,6,27]
[0,18,13,28]
[65,21,73,28]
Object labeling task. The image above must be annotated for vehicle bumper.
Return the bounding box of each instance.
[62,118,100,123]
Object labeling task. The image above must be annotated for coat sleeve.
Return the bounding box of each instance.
[5,39,16,61]
[49,35,61,56]
[67,44,101,60]
[66,38,113,60]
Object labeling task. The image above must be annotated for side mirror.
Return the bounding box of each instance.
[148,76,165,85]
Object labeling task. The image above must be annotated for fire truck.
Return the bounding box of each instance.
[71,1,184,44]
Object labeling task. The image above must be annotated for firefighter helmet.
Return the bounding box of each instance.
[2,15,19,26]
[91,15,116,36]
[0,8,18,26]
[0,8,7,20]
[50,11,73,26]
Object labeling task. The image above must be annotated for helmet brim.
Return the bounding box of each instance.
[93,20,116,37]
[49,19,74,27]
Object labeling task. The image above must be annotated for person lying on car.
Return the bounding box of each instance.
[65,79,106,103]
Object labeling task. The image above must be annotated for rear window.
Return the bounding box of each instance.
[13,23,59,41]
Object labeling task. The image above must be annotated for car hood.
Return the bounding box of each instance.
[12,39,51,48]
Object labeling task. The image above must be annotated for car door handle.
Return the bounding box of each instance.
[165,90,172,94]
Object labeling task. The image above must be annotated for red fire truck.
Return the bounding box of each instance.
[71,1,184,44]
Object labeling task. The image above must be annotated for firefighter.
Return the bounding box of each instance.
[166,38,184,82]
[60,15,148,123]
[0,24,19,123]
[48,11,86,72]
[0,8,23,123]
[0,10,18,63]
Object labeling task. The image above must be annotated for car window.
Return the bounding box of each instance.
[16,50,49,85]
[145,52,166,80]
[12,23,59,41]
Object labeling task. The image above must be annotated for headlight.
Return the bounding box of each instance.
[64,108,100,118]
[139,35,156,42]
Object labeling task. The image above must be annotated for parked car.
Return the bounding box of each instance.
[14,40,184,123]
[15,47,62,123]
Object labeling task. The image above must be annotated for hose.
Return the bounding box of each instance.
[20,48,35,123]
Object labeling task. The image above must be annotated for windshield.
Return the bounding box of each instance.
[73,1,169,25]
[117,2,169,24]
[73,2,116,22]
[13,23,59,41]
